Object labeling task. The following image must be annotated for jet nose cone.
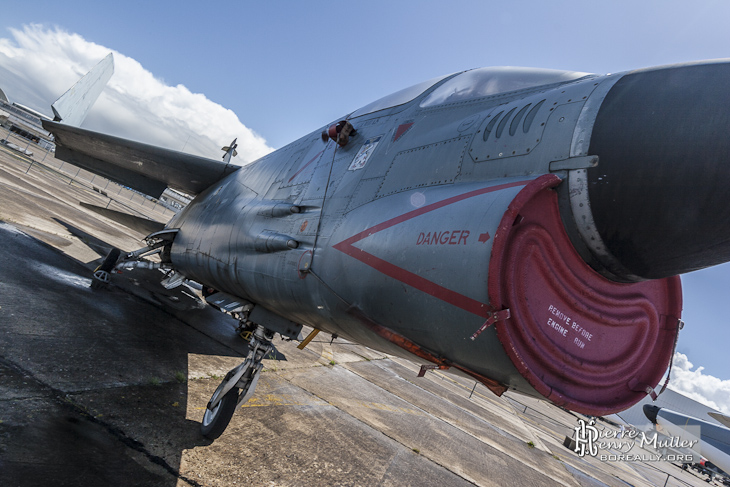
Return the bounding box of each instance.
[586,60,730,280]
[643,404,661,424]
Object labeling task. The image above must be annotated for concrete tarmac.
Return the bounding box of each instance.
[0,146,721,486]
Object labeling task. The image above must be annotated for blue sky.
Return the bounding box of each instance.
[1,1,728,408]
[6,1,730,147]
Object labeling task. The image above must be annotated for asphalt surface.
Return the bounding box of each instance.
[0,145,723,486]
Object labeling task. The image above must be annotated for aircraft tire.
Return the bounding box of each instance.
[201,386,239,439]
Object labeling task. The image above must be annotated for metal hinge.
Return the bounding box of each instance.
[417,364,450,377]
[470,309,511,341]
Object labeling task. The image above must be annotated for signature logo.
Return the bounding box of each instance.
[574,419,599,456]
[572,418,700,462]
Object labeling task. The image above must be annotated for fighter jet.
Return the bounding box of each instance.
[42,55,730,439]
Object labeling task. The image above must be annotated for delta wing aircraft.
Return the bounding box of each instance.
[41,54,730,439]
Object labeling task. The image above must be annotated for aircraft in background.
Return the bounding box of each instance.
[41,54,730,438]
[645,405,730,481]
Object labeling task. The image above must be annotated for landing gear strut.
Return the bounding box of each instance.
[201,324,274,439]
[91,247,121,289]
[90,229,179,289]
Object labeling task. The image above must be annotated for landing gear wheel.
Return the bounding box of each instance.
[200,325,272,440]
[91,247,121,289]
[201,386,239,439]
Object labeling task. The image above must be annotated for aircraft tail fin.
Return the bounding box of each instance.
[51,53,114,127]
[708,412,730,429]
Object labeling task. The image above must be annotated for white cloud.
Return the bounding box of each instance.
[669,352,730,415]
[0,24,272,163]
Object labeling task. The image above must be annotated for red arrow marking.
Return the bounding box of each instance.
[478,232,491,243]
[288,150,325,183]
[332,180,530,318]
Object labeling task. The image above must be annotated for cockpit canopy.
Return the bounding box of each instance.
[351,67,593,118]
[421,67,593,107]
[350,74,451,118]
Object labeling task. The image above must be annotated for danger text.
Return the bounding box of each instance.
[417,230,470,246]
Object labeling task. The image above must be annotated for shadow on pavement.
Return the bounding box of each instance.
[0,221,241,486]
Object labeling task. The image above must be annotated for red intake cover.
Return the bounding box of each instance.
[488,176,682,416]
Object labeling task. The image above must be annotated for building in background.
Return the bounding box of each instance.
[0,86,55,151]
